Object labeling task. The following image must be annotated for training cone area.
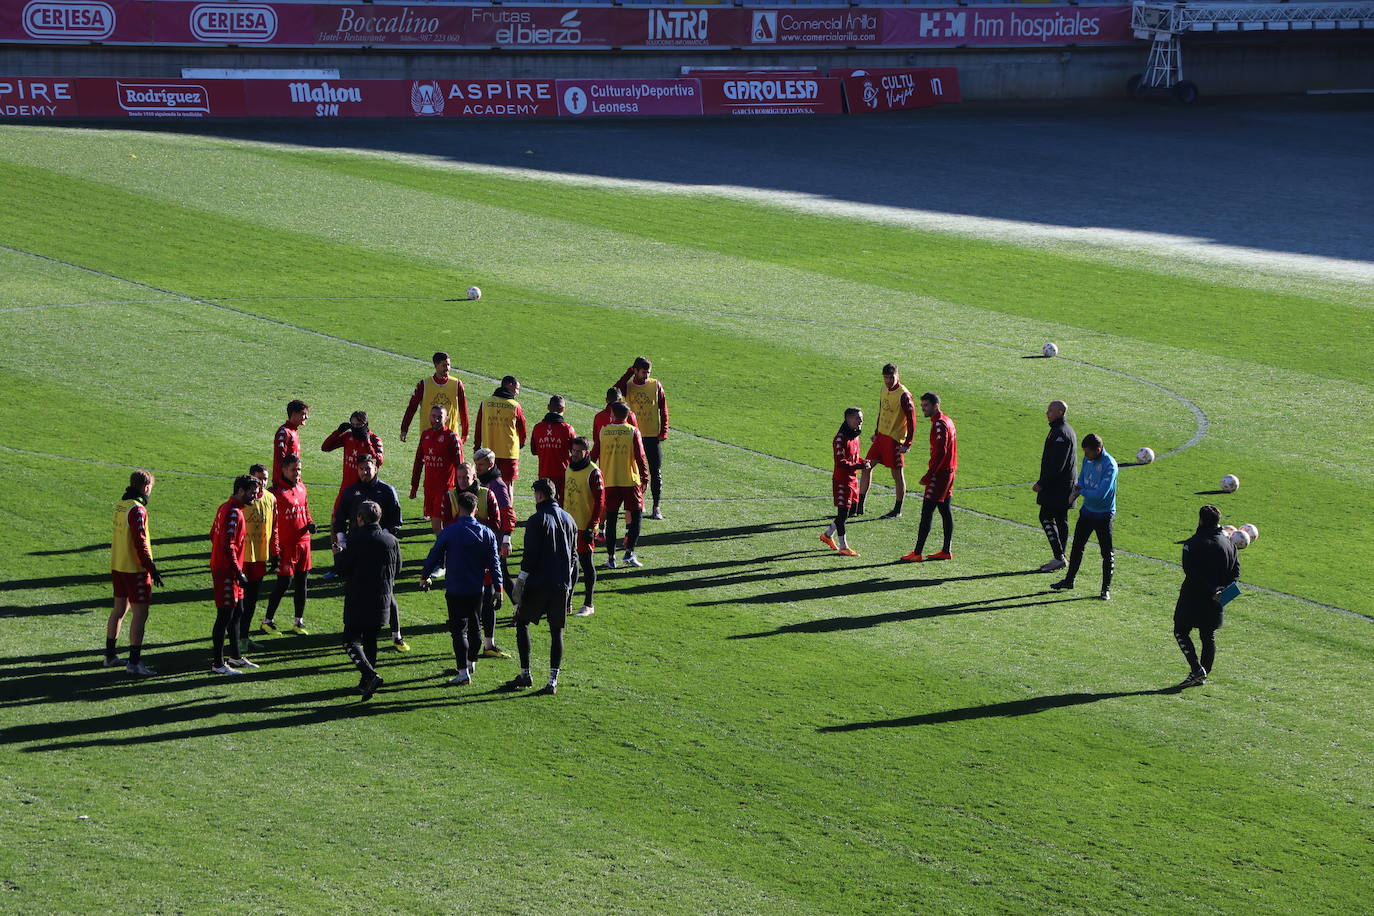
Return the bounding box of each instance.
[1,110,1372,913]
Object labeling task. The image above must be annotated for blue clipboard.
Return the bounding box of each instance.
[1218,581,1241,607]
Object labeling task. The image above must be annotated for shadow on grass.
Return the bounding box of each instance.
[729,592,1089,639]
[635,517,825,549]
[818,687,1180,731]
[698,568,1044,607]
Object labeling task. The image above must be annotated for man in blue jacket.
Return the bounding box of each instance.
[1052,433,1118,600]
[420,491,503,687]
[504,477,579,695]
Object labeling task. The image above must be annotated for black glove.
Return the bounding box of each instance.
[337,422,351,434]
[491,589,504,611]
[150,567,165,588]
[268,556,278,573]
[236,571,249,586]
[305,522,317,534]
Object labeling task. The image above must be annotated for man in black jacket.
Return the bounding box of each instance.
[335,501,401,700]
[1032,400,1077,572]
[1174,504,1240,688]
[333,452,409,651]
[504,478,579,695]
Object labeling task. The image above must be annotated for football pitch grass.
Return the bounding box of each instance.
[1,121,1371,913]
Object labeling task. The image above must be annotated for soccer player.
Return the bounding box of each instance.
[563,436,604,616]
[420,491,503,687]
[333,452,409,650]
[448,458,511,659]
[591,387,638,450]
[238,464,280,650]
[821,408,869,557]
[272,400,309,485]
[335,500,400,701]
[614,357,669,520]
[409,404,463,538]
[1033,400,1077,573]
[399,351,468,445]
[504,478,579,695]
[1173,504,1241,688]
[262,453,315,635]
[857,363,915,519]
[473,375,526,489]
[901,392,958,563]
[1052,433,1118,600]
[321,410,384,515]
[106,469,163,676]
[530,395,576,503]
[591,401,649,569]
[209,475,259,676]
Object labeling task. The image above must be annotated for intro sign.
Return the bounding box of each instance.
[0,3,1135,49]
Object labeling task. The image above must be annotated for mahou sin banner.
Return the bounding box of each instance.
[0,2,1135,49]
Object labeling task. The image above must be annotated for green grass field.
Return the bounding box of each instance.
[1,122,1370,914]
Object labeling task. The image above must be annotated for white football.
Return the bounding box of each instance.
[1240,523,1258,543]
[466,286,482,301]
[1230,529,1251,549]
[1220,474,1240,493]
[1042,342,1059,358]
[1136,447,1155,464]
[1221,525,1237,538]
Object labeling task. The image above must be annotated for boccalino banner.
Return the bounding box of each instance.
[0,2,1135,49]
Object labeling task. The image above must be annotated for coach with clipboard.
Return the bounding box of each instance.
[1173,504,1242,689]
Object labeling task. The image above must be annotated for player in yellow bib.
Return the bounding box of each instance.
[591,402,650,568]
[400,351,469,445]
[239,464,280,647]
[858,363,916,519]
[563,436,604,616]
[106,469,163,676]
[474,374,527,491]
[614,357,670,520]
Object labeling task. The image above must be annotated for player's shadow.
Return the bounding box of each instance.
[635,517,824,549]
[27,532,211,557]
[615,558,904,596]
[1195,490,1228,496]
[729,592,1089,639]
[614,550,818,580]
[697,568,1042,608]
[818,687,1179,731]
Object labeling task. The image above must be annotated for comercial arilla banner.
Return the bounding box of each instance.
[0,2,1135,50]
[1,72,960,118]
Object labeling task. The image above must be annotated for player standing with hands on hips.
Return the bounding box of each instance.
[615,357,669,520]
[857,363,915,519]
[902,393,958,563]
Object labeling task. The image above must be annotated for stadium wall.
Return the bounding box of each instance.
[4,37,1371,100]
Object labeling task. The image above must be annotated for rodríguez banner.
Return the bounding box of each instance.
[556,79,702,117]
[700,76,843,116]
[0,3,1138,49]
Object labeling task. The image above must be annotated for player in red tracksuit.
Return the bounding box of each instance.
[821,408,869,557]
[209,475,258,675]
[321,410,385,515]
[902,392,959,562]
[530,395,577,503]
[262,453,316,634]
[410,404,463,537]
[272,399,310,485]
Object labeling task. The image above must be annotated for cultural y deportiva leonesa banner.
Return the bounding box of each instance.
[0,2,1135,49]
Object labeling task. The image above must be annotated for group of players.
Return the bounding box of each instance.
[106,353,1239,692]
[826,362,1241,688]
[104,353,672,688]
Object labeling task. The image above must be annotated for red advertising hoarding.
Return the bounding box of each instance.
[0,3,1136,50]
[555,79,702,117]
[0,75,80,116]
[833,66,962,111]
[699,76,843,116]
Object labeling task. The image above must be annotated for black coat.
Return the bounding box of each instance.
[520,500,580,593]
[334,478,402,537]
[335,523,401,627]
[1176,524,1240,623]
[1036,417,1077,507]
